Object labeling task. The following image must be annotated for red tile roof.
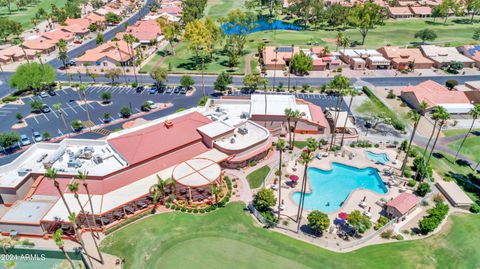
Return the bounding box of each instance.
[22,38,56,51]
[65,18,91,29]
[386,193,420,215]
[401,80,471,107]
[115,19,161,42]
[108,112,212,165]
[76,40,133,63]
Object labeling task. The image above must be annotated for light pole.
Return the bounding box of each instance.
[287,44,294,92]
[272,48,278,92]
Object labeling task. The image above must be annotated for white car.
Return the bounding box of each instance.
[146,100,157,109]
[39,91,48,98]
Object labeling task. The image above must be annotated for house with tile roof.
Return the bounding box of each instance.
[385,193,420,219]
[76,40,136,67]
[115,19,163,45]
[378,46,434,69]
[457,45,480,68]
[420,45,475,68]
[388,6,414,18]
[400,80,474,114]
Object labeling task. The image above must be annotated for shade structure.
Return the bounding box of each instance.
[338,212,348,220]
[172,158,221,187]
[290,175,299,181]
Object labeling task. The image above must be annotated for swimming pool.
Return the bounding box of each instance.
[0,247,86,269]
[292,163,388,213]
[366,151,390,164]
[221,16,303,35]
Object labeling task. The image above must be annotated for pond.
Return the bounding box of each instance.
[221,16,303,35]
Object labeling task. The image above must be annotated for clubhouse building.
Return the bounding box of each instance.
[0,95,329,236]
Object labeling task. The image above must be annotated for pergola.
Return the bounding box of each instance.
[172,158,222,203]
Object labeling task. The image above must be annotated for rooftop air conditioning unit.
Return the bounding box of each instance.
[230,138,236,144]
[238,127,248,135]
[93,155,103,164]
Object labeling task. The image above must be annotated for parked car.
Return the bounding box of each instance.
[180,87,188,94]
[40,104,50,113]
[135,86,145,93]
[47,89,56,96]
[149,87,158,94]
[67,60,76,66]
[157,85,166,93]
[174,86,181,93]
[146,100,157,109]
[39,91,48,98]
[20,134,31,146]
[32,132,42,142]
[165,87,173,94]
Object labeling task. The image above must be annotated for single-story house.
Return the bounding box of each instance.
[378,46,434,70]
[457,45,480,68]
[22,38,56,54]
[262,46,300,70]
[76,40,136,67]
[385,193,420,219]
[388,7,414,18]
[307,47,342,71]
[420,45,475,68]
[409,6,432,17]
[115,19,163,45]
[340,49,389,69]
[400,80,474,114]
[0,46,36,63]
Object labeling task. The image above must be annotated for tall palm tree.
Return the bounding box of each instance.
[276,139,286,221]
[79,84,91,123]
[57,39,68,68]
[291,110,305,150]
[284,108,293,148]
[53,229,75,269]
[339,89,357,146]
[35,51,43,66]
[122,34,138,84]
[114,42,128,84]
[68,212,94,268]
[150,175,166,213]
[425,106,450,168]
[67,181,103,264]
[14,38,30,63]
[53,103,68,132]
[400,110,421,176]
[296,138,318,233]
[45,168,72,217]
[328,75,350,150]
[76,170,99,238]
[210,184,221,205]
[455,104,480,160]
[422,108,440,159]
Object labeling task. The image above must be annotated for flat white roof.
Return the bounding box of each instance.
[197,120,234,138]
[436,180,473,206]
[0,198,56,224]
[214,121,269,151]
[173,158,221,187]
[421,45,475,63]
[250,94,297,116]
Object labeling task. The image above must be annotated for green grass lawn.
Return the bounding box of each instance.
[100,202,480,269]
[205,0,245,19]
[0,0,67,29]
[442,128,480,137]
[294,140,309,149]
[447,135,480,161]
[246,165,270,188]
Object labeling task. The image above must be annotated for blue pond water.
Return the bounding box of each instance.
[292,163,388,213]
[221,17,303,35]
[366,151,390,164]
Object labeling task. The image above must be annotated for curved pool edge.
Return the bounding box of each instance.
[288,162,391,215]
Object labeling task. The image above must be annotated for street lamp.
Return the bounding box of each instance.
[287,44,294,92]
[272,48,278,92]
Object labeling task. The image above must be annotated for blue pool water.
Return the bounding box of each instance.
[366,151,390,164]
[0,247,86,269]
[221,17,303,35]
[292,163,388,213]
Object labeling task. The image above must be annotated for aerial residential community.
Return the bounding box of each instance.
[0,0,479,268]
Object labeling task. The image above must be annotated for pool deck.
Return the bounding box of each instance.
[268,146,417,230]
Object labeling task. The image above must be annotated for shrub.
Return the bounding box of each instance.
[416,182,431,197]
[374,216,390,230]
[374,144,379,148]
[253,188,276,212]
[395,234,404,240]
[200,209,206,213]
[165,203,170,209]
[418,202,449,234]
[187,208,193,213]
[181,207,186,212]
[193,209,198,213]
[407,179,416,187]
[307,210,330,235]
[380,229,394,239]
[386,90,396,99]
[399,140,408,151]
[470,203,480,214]
[2,96,18,103]
[404,167,413,178]
[433,194,444,204]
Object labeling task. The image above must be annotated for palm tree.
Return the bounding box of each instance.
[455,104,480,161]
[339,89,357,146]
[53,229,75,269]
[68,212,94,268]
[328,75,350,150]
[53,103,68,132]
[45,168,72,216]
[79,84,91,123]
[67,181,103,264]
[296,138,318,233]
[35,51,43,66]
[77,170,100,240]
[114,42,128,84]
[276,139,286,221]
[400,110,421,176]
[13,38,30,63]
[123,34,138,84]
[422,108,440,159]
[150,175,166,213]
[284,108,293,148]
[425,106,450,168]
[291,110,305,150]
[57,39,68,68]
[210,184,221,205]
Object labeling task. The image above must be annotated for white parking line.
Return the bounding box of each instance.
[61,108,69,117]
[32,116,39,124]
[58,129,63,136]
[62,89,67,94]
[42,113,50,121]
[135,108,141,113]
[87,103,94,109]
[66,103,78,113]
[50,109,59,119]
[125,88,132,94]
